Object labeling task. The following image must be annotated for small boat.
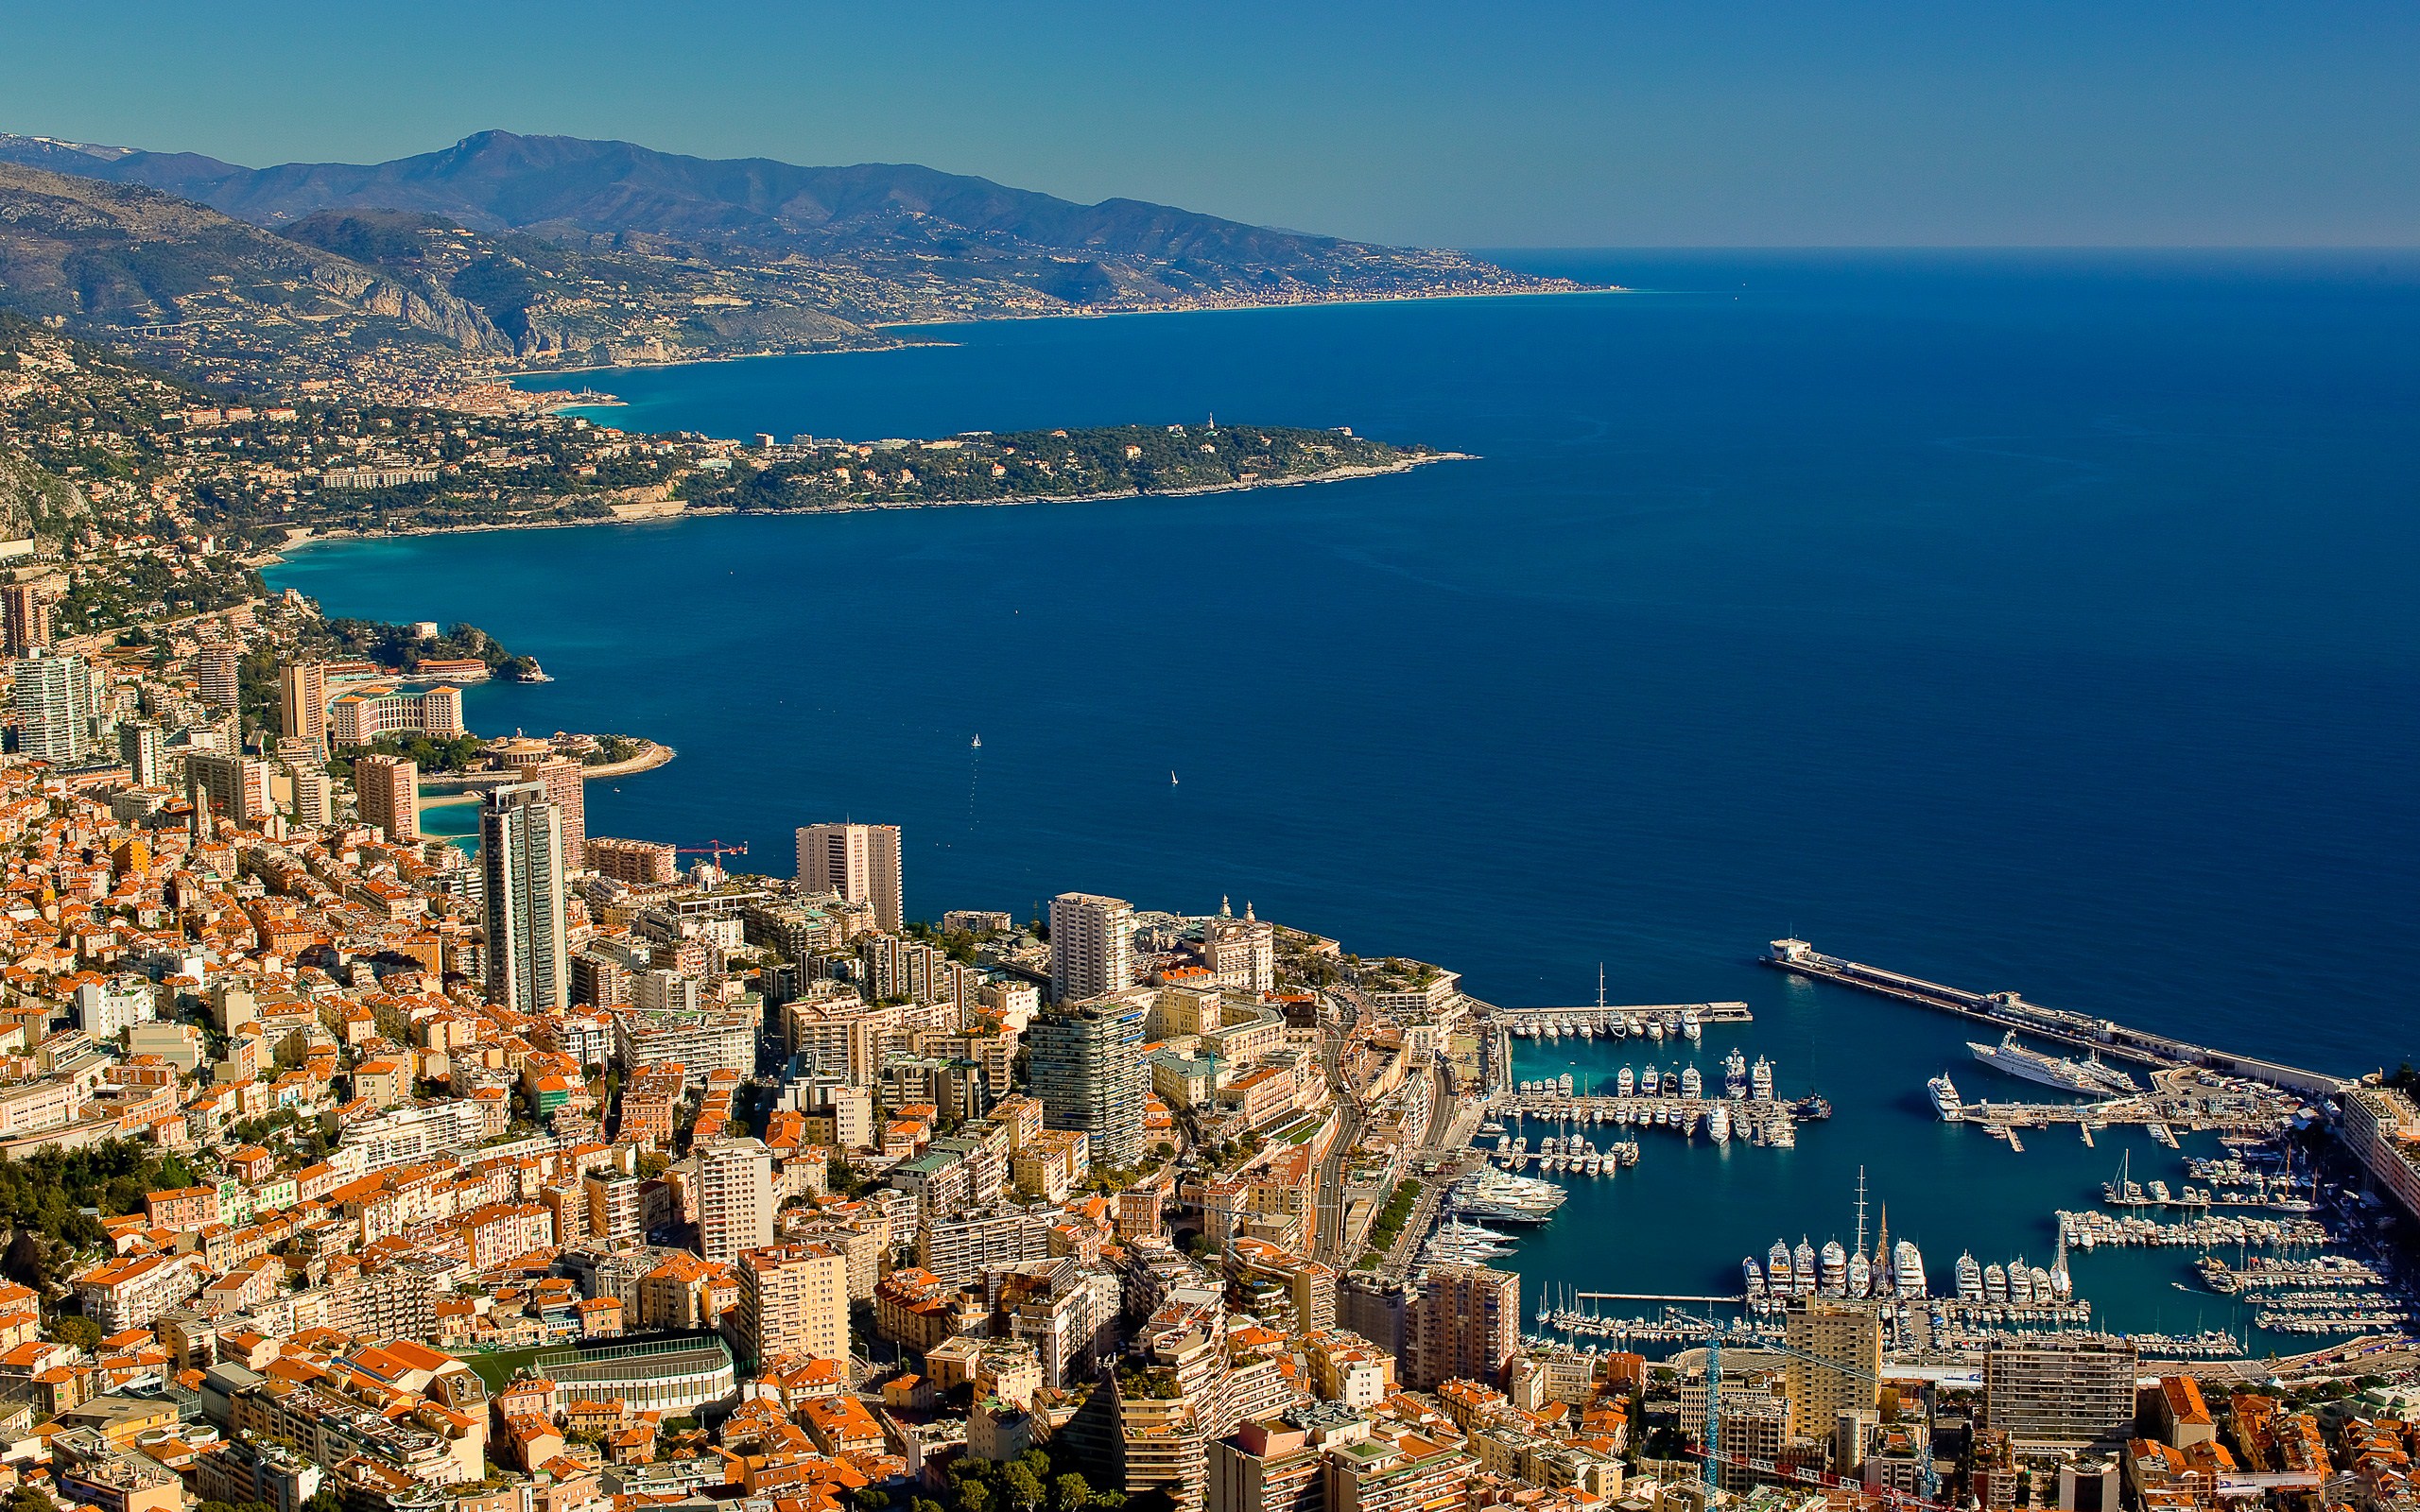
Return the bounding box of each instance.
[1170,771,1179,785]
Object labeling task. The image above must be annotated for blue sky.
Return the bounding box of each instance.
[4,0,2414,247]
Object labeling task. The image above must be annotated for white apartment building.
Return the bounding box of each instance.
[1049,891,1135,1003]
[697,1137,776,1263]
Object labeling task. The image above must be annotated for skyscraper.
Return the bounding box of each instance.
[118,721,164,786]
[1404,1263,1519,1390]
[12,649,92,764]
[737,1242,849,1364]
[278,660,327,747]
[354,754,420,841]
[481,782,568,1013]
[1028,998,1146,1169]
[195,643,241,711]
[697,1137,777,1263]
[1049,891,1135,1003]
[1,584,50,657]
[536,756,586,870]
[795,822,902,930]
[1783,1297,1882,1436]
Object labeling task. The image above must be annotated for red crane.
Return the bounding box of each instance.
[675,840,750,869]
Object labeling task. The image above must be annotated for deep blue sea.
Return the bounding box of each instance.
[265,251,2420,1346]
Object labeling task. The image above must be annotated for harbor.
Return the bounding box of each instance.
[1479,970,2415,1366]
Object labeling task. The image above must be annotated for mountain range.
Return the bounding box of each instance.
[0,130,1565,393]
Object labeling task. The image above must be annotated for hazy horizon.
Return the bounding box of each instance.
[4,1,2414,249]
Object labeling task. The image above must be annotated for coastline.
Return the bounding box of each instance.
[262,453,1473,566]
[494,282,1621,387]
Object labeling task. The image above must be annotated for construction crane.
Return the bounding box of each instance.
[1689,1316,1941,1507]
[675,840,750,870]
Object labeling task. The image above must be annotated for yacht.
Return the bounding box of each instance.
[1708,1105,1732,1143]
[1894,1240,1929,1299]
[1645,1017,1665,1041]
[1558,1073,1575,1095]
[1752,1057,1774,1100]
[1641,1066,1662,1097]
[1744,1258,1767,1298]
[1847,1250,1872,1297]
[1769,1240,1793,1294]
[1724,1048,1749,1097]
[1617,1066,1635,1097]
[1793,1238,1818,1296]
[1681,1008,1703,1042]
[1820,1240,1848,1295]
[1928,1073,1963,1120]
[1956,1251,1984,1301]
[1984,1263,2010,1303]
[2007,1263,2033,1305]
[2030,1265,2054,1302]
[1681,1065,1703,1100]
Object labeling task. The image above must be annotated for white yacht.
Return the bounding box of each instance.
[1708,1104,1732,1143]
[1928,1073,1962,1120]
[1752,1057,1774,1100]
[1617,1066,1635,1097]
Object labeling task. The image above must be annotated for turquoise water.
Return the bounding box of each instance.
[266,251,2420,1347]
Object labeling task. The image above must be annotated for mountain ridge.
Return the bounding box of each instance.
[0,129,1579,397]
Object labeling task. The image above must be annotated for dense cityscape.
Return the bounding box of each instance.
[0,70,2418,1512]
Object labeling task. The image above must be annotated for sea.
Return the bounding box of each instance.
[262,250,2420,1351]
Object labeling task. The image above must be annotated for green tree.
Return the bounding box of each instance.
[51,1316,100,1350]
[957,1483,993,1512]
[1002,1465,1043,1512]
[1052,1473,1091,1512]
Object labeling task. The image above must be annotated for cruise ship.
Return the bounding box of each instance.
[1927,1073,1962,1120]
[1968,1032,2142,1097]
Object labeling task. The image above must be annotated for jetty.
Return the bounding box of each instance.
[1764,939,2349,1097]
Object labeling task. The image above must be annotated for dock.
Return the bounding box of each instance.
[1763,939,2349,1097]
[1493,1001,1752,1035]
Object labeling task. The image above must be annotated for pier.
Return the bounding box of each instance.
[1495,1001,1753,1034]
[1764,939,2350,1096]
